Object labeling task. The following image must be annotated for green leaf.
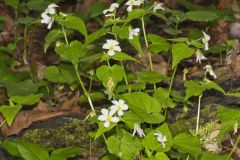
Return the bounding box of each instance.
[55,40,85,64]
[163,28,181,36]
[17,140,49,160]
[142,123,172,152]
[58,16,87,37]
[184,80,225,100]
[184,80,205,99]
[137,71,169,84]
[226,92,240,97]
[129,37,143,55]
[112,26,128,39]
[10,94,43,105]
[5,80,38,97]
[90,2,108,17]
[117,83,145,93]
[50,147,80,160]
[95,122,116,140]
[168,38,189,42]
[2,140,21,157]
[79,53,103,63]
[96,65,124,91]
[173,133,201,158]
[217,106,240,139]
[148,34,166,43]
[44,64,77,84]
[148,43,170,53]
[201,152,228,160]
[124,9,145,25]
[44,29,63,53]
[148,34,170,53]
[122,92,164,123]
[172,43,194,69]
[112,52,139,62]
[4,0,19,8]
[155,152,170,160]
[0,105,22,126]
[186,11,219,22]
[85,28,109,45]
[154,87,176,109]
[120,131,142,159]
[27,0,48,11]
[107,131,142,159]
[106,135,121,155]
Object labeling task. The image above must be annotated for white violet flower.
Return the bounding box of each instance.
[41,3,58,29]
[154,131,167,148]
[195,49,207,64]
[125,0,142,12]
[153,2,165,12]
[45,3,59,15]
[132,123,145,138]
[41,12,54,29]
[98,108,119,128]
[103,3,119,16]
[102,39,121,56]
[202,31,210,51]
[129,28,140,39]
[111,99,128,116]
[204,65,217,79]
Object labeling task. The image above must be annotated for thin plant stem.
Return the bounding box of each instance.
[196,94,203,134]
[102,134,107,144]
[74,66,95,113]
[0,120,6,128]
[141,16,156,90]
[141,16,153,71]
[62,25,69,45]
[227,134,240,160]
[168,65,178,96]
[61,26,95,113]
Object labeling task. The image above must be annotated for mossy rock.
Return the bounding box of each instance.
[20,116,106,159]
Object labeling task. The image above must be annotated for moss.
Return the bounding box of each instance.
[21,117,106,158]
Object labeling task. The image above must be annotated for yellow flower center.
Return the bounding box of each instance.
[117,105,122,111]
[130,0,135,5]
[109,44,114,51]
[106,116,112,121]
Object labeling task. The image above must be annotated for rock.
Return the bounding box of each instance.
[230,22,240,39]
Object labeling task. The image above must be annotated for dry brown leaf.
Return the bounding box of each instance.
[60,91,79,110]
[235,54,240,78]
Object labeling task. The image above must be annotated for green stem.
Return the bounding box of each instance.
[102,134,107,145]
[168,65,178,96]
[62,25,69,45]
[74,66,95,113]
[141,16,153,71]
[196,94,202,134]
[0,120,6,128]
[227,135,240,160]
[61,26,95,114]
